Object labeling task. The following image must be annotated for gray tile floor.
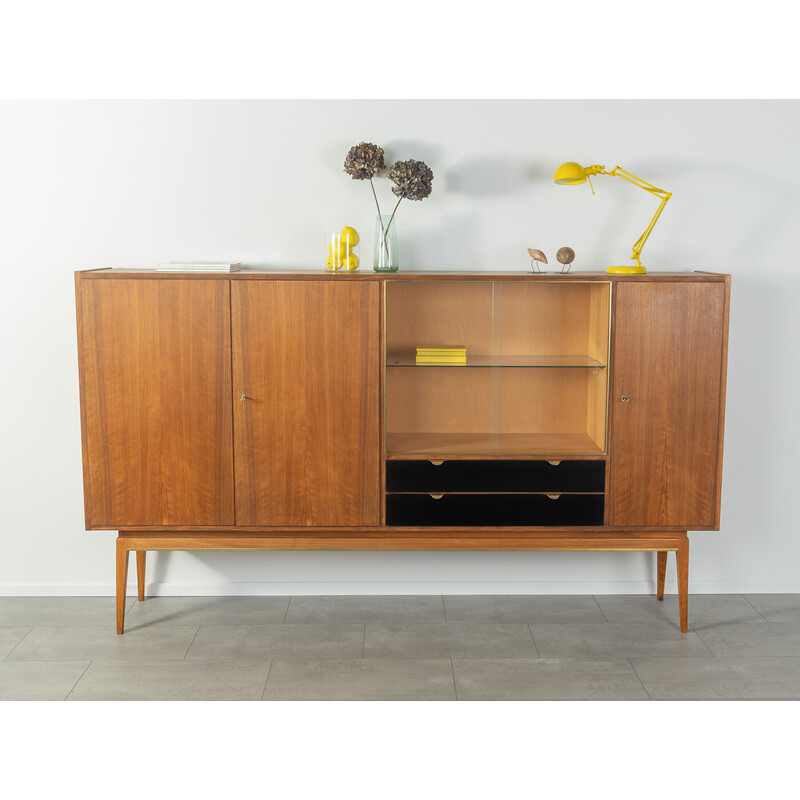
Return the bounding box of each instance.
[1,594,799,700]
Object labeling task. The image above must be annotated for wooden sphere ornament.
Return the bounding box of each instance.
[556,247,575,265]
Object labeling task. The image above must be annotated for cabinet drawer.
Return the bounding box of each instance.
[385,493,604,527]
[386,459,605,493]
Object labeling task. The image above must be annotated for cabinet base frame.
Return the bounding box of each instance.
[115,530,689,634]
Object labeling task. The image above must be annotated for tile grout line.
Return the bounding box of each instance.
[183,626,201,659]
[2,627,35,662]
[690,626,720,657]
[441,596,447,623]
[741,594,769,622]
[592,595,610,623]
[260,659,274,700]
[63,660,94,701]
[282,598,291,624]
[527,624,541,658]
[627,657,653,700]
[450,658,459,700]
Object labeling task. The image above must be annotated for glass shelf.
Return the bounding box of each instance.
[386,354,606,369]
[385,432,606,457]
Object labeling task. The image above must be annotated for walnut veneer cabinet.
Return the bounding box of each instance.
[74,269,730,633]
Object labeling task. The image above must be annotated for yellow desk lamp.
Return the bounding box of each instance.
[553,162,672,274]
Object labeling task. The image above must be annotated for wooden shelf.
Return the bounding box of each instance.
[385,432,606,457]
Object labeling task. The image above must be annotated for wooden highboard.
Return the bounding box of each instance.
[74,269,730,633]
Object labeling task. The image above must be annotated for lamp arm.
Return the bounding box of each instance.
[606,166,672,267]
[607,166,670,198]
[629,193,671,266]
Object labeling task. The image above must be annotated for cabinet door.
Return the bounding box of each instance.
[607,280,728,528]
[78,278,235,527]
[232,280,381,526]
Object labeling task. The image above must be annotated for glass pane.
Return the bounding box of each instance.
[384,279,610,457]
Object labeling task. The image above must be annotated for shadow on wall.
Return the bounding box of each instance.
[404,213,482,270]
[534,156,800,270]
[718,273,800,536]
[142,548,653,592]
[625,157,799,263]
[382,140,442,170]
[446,156,541,197]
[392,156,543,267]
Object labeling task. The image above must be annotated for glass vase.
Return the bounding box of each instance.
[325,231,359,272]
[373,215,399,272]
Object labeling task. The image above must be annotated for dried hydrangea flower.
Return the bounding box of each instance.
[342,144,434,267]
[343,142,386,180]
[387,159,434,201]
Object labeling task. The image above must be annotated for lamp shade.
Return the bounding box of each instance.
[554,162,588,185]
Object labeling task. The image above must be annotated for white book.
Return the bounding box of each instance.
[157,262,242,272]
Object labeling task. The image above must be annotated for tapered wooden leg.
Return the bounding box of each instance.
[656,551,667,600]
[676,535,689,633]
[116,537,130,634]
[136,551,146,601]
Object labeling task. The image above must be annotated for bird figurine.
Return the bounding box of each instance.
[556,247,575,273]
[527,248,548,273]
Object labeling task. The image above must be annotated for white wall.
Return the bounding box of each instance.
[1,99,797,595]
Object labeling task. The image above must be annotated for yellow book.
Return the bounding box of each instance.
[416,355,467,364]
[416,345,466,355]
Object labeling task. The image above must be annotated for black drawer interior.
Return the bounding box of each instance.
[386,459,605,493]
[386,493,604,527]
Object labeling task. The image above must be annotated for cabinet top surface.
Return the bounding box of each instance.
[77,268,729,282]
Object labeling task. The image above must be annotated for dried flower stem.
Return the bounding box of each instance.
[370,177,394,262]
[383,197,403,245]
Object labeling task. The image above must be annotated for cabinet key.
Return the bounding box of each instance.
[621,395,631,402]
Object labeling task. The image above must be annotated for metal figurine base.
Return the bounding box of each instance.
[531,259,572,274]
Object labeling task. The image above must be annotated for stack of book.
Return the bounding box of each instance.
[415,345,467,364]
[156,262,242,272]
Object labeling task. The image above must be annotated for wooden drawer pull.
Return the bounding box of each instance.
[429,460,445,466]
[429,493,444,500]
[546,493,561,500]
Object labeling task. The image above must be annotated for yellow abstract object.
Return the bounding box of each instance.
[325,226,360,271]
[554,162,672,274]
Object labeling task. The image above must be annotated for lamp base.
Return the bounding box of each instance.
[607,266,646,274]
